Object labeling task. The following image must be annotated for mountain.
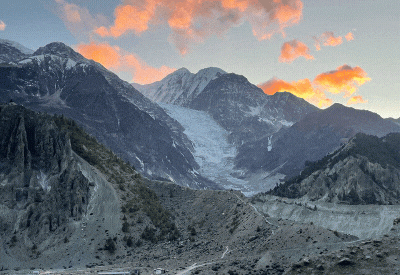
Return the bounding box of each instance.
[236,103,400,179]
[0,41,216,189]
[189,74,318,145]
[388,117,400,125]
[268,133,400,205]
[3,105,398,275]
[135,69,317,194]
[0,39,33,63]
[133,67,226,105]
[136,69,317,146]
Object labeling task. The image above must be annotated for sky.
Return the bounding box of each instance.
[0,0,399,118]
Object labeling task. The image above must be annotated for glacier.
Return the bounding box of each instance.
[160,103,283,196]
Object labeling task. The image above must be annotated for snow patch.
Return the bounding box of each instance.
[267,136,272,152]
[65,58,77,69]
[279,120,294,127]
[37,171,51,192]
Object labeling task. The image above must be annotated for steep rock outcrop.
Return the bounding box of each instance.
[0,104,90,244]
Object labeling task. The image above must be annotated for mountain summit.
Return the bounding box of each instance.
[133,67,226,105]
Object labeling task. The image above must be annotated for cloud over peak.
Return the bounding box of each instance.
[76,42,176,84]
[348,95,367,105]
[313,64,371,96]
[258,64,370,108]
[258,77,332,108]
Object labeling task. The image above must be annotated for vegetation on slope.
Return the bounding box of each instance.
[267,133,400,199]
[53,114,180,244]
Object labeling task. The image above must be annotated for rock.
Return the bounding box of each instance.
[337,257,355,266]
[0,104,89,245]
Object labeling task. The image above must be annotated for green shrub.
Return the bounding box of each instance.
[104,238,117,254]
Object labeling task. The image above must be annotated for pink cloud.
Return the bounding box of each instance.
[345,32,354,41]
[347,95,367,105]
[0,20,6,31]
[279,39,314,63]
[314,31,343,50]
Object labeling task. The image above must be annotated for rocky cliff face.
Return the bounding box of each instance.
[0,104,90,246]
[268,133,400,204]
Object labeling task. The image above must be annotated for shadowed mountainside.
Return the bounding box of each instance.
[267,132,400,204]
[236,103,400,179]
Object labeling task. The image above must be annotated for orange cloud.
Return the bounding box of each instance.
[258,65,370,108]
[347,95,367,105]
[279,39,314,63]
[258,78,332,108]
[95,0,303,54]
[314,31,343,50]
[269,0,303,26]
[314,65,371,96]
[345,32,354,41]
[0,20,6,31]
[95,3,157,37]
[76,42,176,84]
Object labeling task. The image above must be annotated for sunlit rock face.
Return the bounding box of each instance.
[0,104,90,243]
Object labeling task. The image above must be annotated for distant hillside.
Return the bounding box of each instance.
[236,103,400,178]
[388,117,400,125]
[267,132,400,204]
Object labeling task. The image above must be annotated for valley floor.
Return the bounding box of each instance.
[6,193,400,275]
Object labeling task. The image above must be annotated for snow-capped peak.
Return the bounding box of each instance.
[133,67,227,106]
[0,39,34,55]
[34,42,85,62]
[196,67,226,79]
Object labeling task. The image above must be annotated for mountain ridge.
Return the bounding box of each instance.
[133,67,227,106]
[236,103,400,179]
